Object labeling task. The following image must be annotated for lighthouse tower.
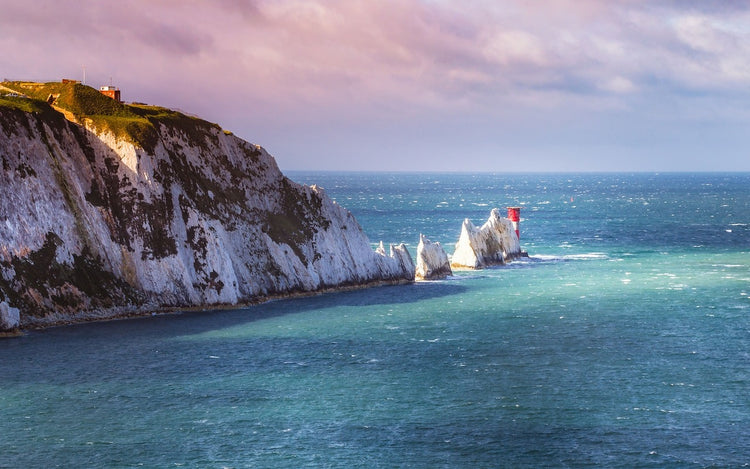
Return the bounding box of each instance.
[507,207,521,240]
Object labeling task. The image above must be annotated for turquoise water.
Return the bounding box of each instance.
[2,173,750,468]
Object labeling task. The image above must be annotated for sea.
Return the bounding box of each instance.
[1,172,749,468]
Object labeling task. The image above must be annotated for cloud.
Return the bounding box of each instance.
[482,30,548,66]
[599,76,637,94]
[0,0,212,56]
[2,0,750,170]
[5,0,750,109]
[669,12,750,85]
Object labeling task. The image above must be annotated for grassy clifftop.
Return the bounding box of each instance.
[1,81,221,152]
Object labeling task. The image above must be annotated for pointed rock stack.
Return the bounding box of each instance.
[415,234,452,280]
[450,208,521,269]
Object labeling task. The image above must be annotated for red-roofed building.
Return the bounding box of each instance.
[99,85,121,102]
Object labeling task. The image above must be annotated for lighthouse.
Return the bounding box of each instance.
[507,207,521,240]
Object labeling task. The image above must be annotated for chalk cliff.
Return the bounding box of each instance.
[0,301,19,331]
[415,234,452,280]
[0,82,413,329]
[450,208,521,269]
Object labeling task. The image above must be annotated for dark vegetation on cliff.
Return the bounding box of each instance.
[0,91,151,317]
[1,82,248,265]
[1,81,358,326]
[0,232,144,315]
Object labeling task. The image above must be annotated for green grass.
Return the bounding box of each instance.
[89,114,159,152]
[3,81,130,117]
[129,103,219,131]
[1,81,222,152]
[0,94,65,136]
[0,94,55,114]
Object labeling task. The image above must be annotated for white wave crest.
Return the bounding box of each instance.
[530,252,609,262]
[564,253,609,260]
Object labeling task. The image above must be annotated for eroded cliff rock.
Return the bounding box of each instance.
[0,301,19,331]
[450,208,522,269]
[415,234,452,280]
[0,83,413,329]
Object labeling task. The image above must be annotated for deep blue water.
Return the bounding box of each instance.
[1,172,749,468]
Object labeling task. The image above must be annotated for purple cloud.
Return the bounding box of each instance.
[2,0,749,171]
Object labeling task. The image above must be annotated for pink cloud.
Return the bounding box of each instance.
[4,0,747,113]
[2,0,750,171]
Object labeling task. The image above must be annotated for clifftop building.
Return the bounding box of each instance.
[99,85,121,102]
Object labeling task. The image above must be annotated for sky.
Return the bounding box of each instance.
[2,0,750,172]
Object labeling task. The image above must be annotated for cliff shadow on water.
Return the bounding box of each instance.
[0,280,467,359]
[117,280,466,340]
[125,281,467,337]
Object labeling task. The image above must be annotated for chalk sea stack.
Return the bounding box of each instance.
[450,208,522,269]
[415,234,452,280]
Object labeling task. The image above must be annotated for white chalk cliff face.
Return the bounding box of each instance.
[0,98,413,329]
[415,234,452,280]
[450,209,522,269]
[0,301,19,331]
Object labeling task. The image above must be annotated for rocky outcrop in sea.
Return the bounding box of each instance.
[415,234,452,280]
[450,208,522,269]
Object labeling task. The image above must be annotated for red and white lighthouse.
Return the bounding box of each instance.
[507,207,521,240]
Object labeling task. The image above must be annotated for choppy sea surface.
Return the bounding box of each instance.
[2,172,750,468]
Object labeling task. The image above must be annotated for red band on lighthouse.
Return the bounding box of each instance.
[507,207,521,240]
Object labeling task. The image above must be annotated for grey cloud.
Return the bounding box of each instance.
[0,0,212,57]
